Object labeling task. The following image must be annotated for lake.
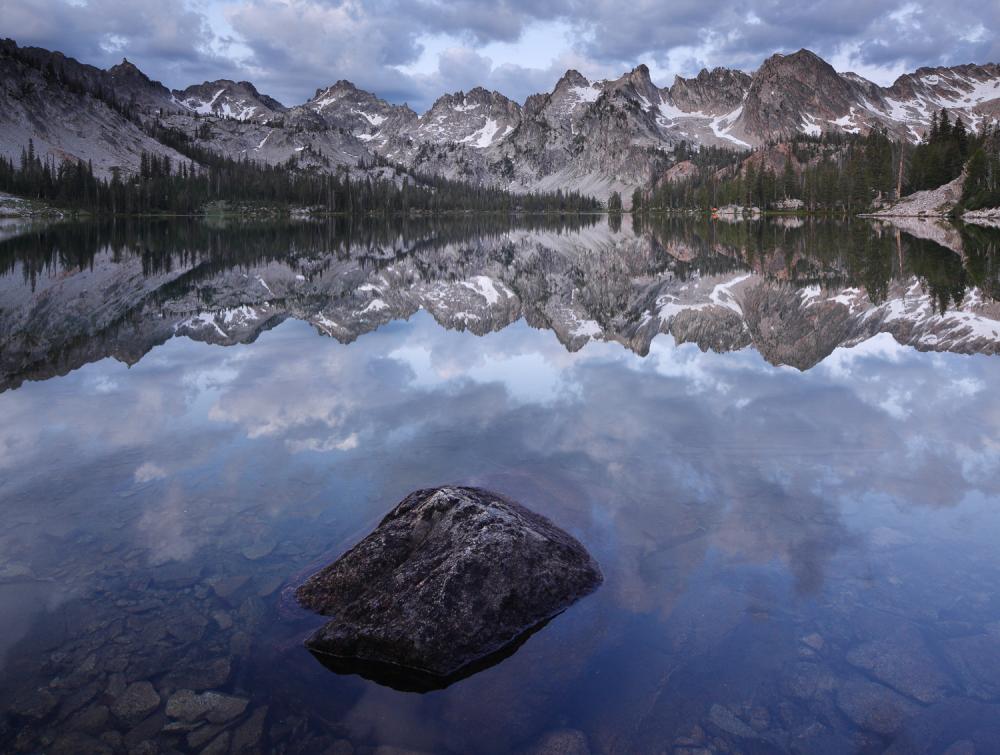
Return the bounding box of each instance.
[1,215,1000,754]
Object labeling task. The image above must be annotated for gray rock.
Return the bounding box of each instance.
[783,662,837,700]
[57,681,101,719]
[165,689,249,724]
[128,740,158,755]
[211,610,233,630]
[67,704,110,734]
[201,731,231,755]
[161,720,203,733]
[241,539,276,561]
[210,575,250,602]
[50,732,114,755]
[800,633,824,651]
[787,722,855,755]
[526,728,591,755]
[845,626,952,703]
[941,633,1000,700]
[163,657,231,690]
[9,687,58,719]
[835,678,920,736]
[707,704,760,740]
[150,560,205,589]
[106,672,127,698]
[297,486,601,688]
[187,723,225,750]
[231,706,267,752]
[255,575,284,597]
[100,731,124,750]
[124,711,168,750]
[111,681,160,724]
[882,699,1000,754]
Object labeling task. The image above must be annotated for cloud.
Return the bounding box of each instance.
[134,461,168,482]
[3,0,1000,114]
[2,0,240,86]
[136,483,200,564]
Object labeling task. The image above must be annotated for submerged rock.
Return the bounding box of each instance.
[296,486,602,690]
[110,681,160,724]
[165,689,248,723]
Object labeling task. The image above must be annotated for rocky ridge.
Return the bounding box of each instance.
[2,39,999,197]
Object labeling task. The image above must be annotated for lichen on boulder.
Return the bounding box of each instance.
[296,486,602,690]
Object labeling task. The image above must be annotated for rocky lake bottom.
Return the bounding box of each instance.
[1,217,1000,753]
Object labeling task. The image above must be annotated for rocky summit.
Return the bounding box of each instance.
[295,486,602,689]
[2,38,999,198]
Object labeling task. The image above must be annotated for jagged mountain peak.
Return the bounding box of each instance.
[312,79,364,101]
[674,66,750,86]
[604,64,660,101]
[410,86,522,150]
[108,58,142,76]
[554,69,592,90]
[839,71,877,86]
[737,48,864,139]
[626,63,651,81]
[307,80,415,119]
[754,48,841,80]
[102,56,181,113]
[668,66,751,116]
[173,79,285,121]
[428,87,519,111]
[601,66,664,116]
[538,69,604,125]
[302,79,416,147]
[106,58,159,85]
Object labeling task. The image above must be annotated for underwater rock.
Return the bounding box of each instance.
[110,681,159,724]
[296,486,602,690]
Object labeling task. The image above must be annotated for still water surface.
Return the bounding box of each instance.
[1,217,1000,754]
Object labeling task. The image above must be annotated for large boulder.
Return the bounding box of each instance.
[296,486,602,690]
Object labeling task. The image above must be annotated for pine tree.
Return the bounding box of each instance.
[782,153,797,198]
[631,188,643,214]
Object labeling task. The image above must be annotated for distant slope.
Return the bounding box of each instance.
[0,41,189,176]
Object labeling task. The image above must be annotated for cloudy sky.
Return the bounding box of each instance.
[3,0,998,111]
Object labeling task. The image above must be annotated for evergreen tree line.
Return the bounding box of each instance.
[635,130,900,213]
[637,215,1000,313]
[962,124,1000,211]
[0,138,602,216]
[0,214,599,291]
[634,114,1000,214]
[908,109,972,191]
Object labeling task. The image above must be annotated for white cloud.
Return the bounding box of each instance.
[6,0,997,112]
[820,332,908,380]
[134,461,168,483]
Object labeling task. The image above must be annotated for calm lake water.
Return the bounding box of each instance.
[1,216,1000,754]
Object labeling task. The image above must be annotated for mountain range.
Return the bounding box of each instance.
[2,38,1000,198]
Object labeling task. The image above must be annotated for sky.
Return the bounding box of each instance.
[2,0,998,112]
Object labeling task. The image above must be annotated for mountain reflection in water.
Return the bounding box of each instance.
[1,216,1000,753]
[2,215,999,394]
